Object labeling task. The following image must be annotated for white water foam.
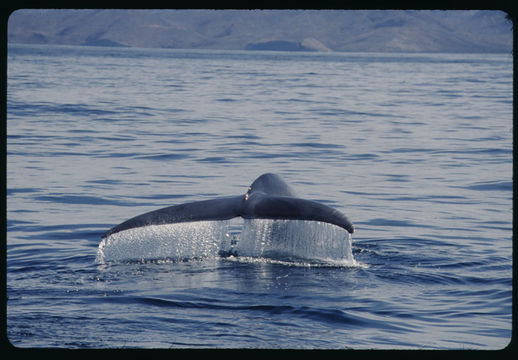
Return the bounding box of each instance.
[96,219,357,266]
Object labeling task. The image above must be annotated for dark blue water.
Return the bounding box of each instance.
[6,44,512,349]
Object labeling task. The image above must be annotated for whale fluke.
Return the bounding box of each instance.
[102,173,354,238]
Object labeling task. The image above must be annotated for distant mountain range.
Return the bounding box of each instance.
[7,9,513,53]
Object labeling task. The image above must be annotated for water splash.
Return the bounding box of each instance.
[234,219,356,266]
[96,220,229,264]
[96,219,357,266]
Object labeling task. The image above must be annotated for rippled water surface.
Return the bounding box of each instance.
[6,44,513,349]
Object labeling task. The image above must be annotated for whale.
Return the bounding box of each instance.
[101,173,355,239]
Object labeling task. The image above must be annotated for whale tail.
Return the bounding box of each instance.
[102,195,354,238]
[102,173,355,238]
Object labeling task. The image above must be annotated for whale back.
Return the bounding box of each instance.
[248,173,297,197]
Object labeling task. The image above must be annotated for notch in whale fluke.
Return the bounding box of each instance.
[101,173,355,238]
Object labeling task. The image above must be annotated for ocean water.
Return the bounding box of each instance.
[6,44,513,349]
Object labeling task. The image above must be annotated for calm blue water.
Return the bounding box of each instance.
[6,44,513,349]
